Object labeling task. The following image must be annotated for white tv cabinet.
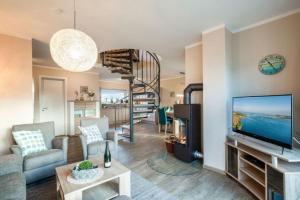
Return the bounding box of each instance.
[226,134,300,200]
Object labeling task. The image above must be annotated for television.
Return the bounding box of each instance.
[232,94,293,149]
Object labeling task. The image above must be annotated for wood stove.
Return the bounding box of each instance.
[173,83,202,162]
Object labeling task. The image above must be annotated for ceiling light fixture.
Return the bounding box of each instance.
[49,0,98,72]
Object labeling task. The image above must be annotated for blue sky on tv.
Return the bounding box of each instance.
[233,95,292,116]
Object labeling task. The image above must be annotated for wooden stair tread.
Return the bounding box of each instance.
[133,110,153,114]
[111,69,131,74]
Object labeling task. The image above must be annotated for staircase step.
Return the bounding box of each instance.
[105,52,130,58]
[133,104,155,108]
[104,62,131,70]
[111,68,131,74]
[104,57,130,64]
[133,110,154,114]
[133,98,157,102]
[121,75,135,80]
[132,83,145,88]
[132,92,155,96]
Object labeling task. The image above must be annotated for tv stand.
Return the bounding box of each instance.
[226,134,300,200]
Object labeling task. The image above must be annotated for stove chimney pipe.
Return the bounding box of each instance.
[183,83,203,104]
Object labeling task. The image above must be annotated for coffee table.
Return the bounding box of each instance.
[55,158,131,200]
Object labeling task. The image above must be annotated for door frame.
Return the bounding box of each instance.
[39,75,68,135]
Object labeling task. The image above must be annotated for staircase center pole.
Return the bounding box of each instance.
[129,79,134,143]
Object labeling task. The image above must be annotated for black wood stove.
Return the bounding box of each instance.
[173,83,202,162]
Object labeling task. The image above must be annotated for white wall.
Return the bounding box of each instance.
[185,44,203,104]
[231,12,300,138]
[32,66,100,122]
[202,12,300,172]
[202,26,232,172]
[0,34,33,155]
[160,77,185,106]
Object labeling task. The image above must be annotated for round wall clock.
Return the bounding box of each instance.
[258,54,285,75]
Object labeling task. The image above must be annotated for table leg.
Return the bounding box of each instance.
[119,171,131,197]
[56,175,60,200]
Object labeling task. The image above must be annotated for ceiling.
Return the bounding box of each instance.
[0,0,300,80]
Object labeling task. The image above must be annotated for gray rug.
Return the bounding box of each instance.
[27,172,176,200]
[147,152,202,176]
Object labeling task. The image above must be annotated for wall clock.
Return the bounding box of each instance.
[258,54,285,75]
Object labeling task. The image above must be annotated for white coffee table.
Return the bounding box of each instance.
[55,158,131,200]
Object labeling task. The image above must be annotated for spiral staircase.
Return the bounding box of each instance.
[100,49,161,142]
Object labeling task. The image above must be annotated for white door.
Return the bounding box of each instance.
[40,77,66,135]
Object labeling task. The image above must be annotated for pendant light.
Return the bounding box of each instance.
[50,0,98,72]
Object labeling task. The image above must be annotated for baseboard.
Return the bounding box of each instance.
[203,164,225,175]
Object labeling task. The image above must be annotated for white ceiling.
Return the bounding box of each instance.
[0,0,300,79]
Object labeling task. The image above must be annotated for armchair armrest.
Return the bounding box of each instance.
[0,154,23,176]
[79,135,88,160]
[106,130,118,148]
[10,145,22,156]
[52,136,68,163]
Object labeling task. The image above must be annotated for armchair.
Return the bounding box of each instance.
[79,116,118,160]
[0,154,26,200]
[11,121,68,184]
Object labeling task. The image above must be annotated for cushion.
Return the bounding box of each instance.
[24,149,64,171]
[12,130,47,157]
[79,125,104,144]
[88,140,115,156]
[0,172,26,200]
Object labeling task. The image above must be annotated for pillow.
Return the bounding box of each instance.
[12,130,47,157]
[79,125,104,144]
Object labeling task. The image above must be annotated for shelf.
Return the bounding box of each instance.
[228,134,300,162]
[238,143,271,164]
[226,141,236,148]
[240,177,265,200]
[240,156,265,173]
[240,166,265,187]
[83,181,118,200]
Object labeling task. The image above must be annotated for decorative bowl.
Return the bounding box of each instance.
[71,163,100,180]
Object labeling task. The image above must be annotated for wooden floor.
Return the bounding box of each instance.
[115,123,255,200]
[28,122,255,200]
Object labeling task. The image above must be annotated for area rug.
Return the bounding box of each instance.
[147,152,202,176]
[27,172,177,200]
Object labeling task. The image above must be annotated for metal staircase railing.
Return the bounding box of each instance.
[101,49,160,142]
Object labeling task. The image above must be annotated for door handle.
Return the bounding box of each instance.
[42,107,48,111]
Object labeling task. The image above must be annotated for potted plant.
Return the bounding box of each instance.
[72,160,99,180]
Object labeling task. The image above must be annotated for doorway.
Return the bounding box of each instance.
[39,76,67,135]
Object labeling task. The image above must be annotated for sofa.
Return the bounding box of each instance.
[79,117,118,160]
[11,121,68,184]
[0,154,26,200]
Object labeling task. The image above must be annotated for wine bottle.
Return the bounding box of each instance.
[104,141,111,168]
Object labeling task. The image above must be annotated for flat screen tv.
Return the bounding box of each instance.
[232,94,293,149]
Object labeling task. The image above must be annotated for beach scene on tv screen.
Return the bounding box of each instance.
[232,95,292,145]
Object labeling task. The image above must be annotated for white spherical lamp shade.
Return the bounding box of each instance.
[50,29,98,72]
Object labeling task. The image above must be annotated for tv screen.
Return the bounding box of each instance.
[232,95,293,149]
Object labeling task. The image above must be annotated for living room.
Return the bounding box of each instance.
[1,1,300,200]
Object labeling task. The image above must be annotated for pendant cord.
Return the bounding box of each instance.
[73,0,76,29]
